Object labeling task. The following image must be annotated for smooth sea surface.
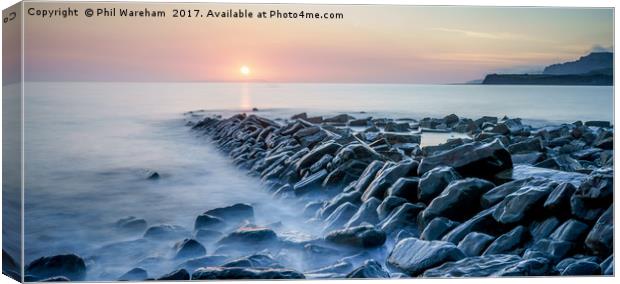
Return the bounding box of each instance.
[20,82,613,279]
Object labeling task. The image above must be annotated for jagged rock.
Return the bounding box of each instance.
[119,268,148,281]
[481,178,537,208]
[585,206,613,256]
[320,191,362,219]
[529,217,561,241]
[25,254,86,281]
[421,178,494,225]
[418,139,512,180]
[376,196,408,220]
[417,166,461,203]
[194,214,226,230]
[382,133,421,144]
[291,112,308,120]
[483,226,527,255]
[217,227,278,247]
[495,165,587,187]
[361,160,418,202]
[157,269,190,280]
[549,219,589,243]
[346,260,390,278]
[600,255,614,275]
[294,169,328,196]
[378,203,426,234]
[507,137,543,154]
[543,182,577,214]
[191,267,305,279]
[441,206,499,244]
[323,202,359,233]
[384,121,411,132]
[176,255,228,272]
[324,114,353,124]
[420,217,460,241]
[352,161,385,193]
[345,197,381,227]
[204,203,255,224]
[387,238,465,276]
[222,254,281,268]
[423,254,550,277]
[325,225,386,248]
[386,177,419,202]
[143,224,190,240]
[174,239,206,259]
[511,152,544,165]
[561,261,601,275]
[492,179,556,224]
[296,142,342,171]
[523,238,573,263]
[457,232,495,257]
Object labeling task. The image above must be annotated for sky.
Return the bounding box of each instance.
[20,3,614,84]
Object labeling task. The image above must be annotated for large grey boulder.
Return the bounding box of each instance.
[492,179,556,224]
[457,232,495,257]
[585,206,613,256]
[423,254,551,277]
[417,166,461,203]
[420,178,494,225]
[387,238,465,276]
[325,225,386,248]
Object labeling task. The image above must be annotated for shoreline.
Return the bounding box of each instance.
[14,111,614,280]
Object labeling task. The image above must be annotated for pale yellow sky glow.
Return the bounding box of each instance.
[22,3,613,83]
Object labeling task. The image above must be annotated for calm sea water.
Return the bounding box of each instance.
[20,82,612,279]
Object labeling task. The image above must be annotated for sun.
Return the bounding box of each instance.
[240,65,251,76]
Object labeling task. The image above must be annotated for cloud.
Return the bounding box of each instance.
[431,27,552,43]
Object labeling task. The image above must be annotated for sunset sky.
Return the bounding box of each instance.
[22,3,613,84]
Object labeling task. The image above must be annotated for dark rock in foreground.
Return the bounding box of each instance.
[423,254,551,277]
[191,267,305,279]
[346,259,390,278]
[387,238,465,276]
[25,254,86,281]
[325,225,386,248]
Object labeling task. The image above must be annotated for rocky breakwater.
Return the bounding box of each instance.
[21,112,613,280]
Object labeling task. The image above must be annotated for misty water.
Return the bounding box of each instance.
[21,82,612,280]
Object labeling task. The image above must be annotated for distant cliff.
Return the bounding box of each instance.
[543,52,613,75]
[481,52,613,86]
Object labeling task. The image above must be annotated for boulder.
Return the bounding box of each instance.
[353,161,385,193]
[305,260,352,276]
[376,196,408,220]
[325,225,386,248]
[25,254,86,281]
[346,260,390,278]
[194,214,226,230]
[174,239,207,259]
[378,203,426,234]
[176,255,228,272]
[441,206,499,244]
[195,229,223,243]
[585,206,613,256]
[217,227,278,247]
[523,239,573,264]
[323,202,359,233]
[294,169,328,196]
[418,139,512,180]
[157,269,190,280]
[507,137,543,154]
[386,177,419,202]
[324,114,353,124]
[143,224,190,240]
[600,255,614,275]
[204,203,255,224]
[421,178,494,225]
[495,165,587,187]
[361,160,418,202]
[382,133,421,145]
[320,191,362,219]
[483,226,527,255]
[420,217,460,241]
[119,268,148,281]
[423,254,550,277]
[387,238,465,276]
[296,142,341,171]
[384,122,411,132]
[191,267,305,279]
[222,254,281,268]
[481,178,536,208]
[492,179,556,224]
[345,197,381,228]
[570,173,613,221]
[561,261,601,276]
[529,217,561,241]
[457,232,495,257]
[417,166,461,203]
[115,216,147,233]
[543,182,577,214]
[549,219,590,243]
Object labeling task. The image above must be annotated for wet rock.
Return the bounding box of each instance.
[195,229,223,243]
[384,121,411,132]
[194,214,226,230]
[176,255,228,272]
[511,152,544,165]
[352,161,385,193]
[119,268,148,281]
[418,139,512,180]
[191,267,305,279]
[549,219,589,243]
[217,227,278,247]
[320,191,362,219]
[305,260,352,276]
[348,118,370,127]
[324,114,353,124]
[543,182,577,214]
[204,203,255,224]
[376,196,408,220]
[571,172,613,217]
[523,239,573,263]
[157,269,190,280]
[323,202,359,233]
[481,178,536,208]
[378,203,426,234]
[600,255,614,275]
[441,206,498,244]
[387,238,465,276]
[291,112,308,120]
[296,142,341,171]
[174,239,207,259]
[382,133,421,145]
[420,217,460,241]
[475,116,498,128]
[115,216,147,233]
[492,179,556,224]
[345,197,381,227]
[294,169,328,196]
[507,137,543,154]
[555,256,600,273]
[421,178,494,225]
[495,165,587,187]
[303,201,325,218]
[423,254,550,277]
[361,160,418,202]
[386,177,419,202]
[529,217,561,241]
[483,226,527,255]
[535,155,584,172]
[585,206,613,256]
[346,259,390,278]
[417,166,461,203]
[222,254,281,268]
[40,276,70,282]
[325,225,386,248]
[25,254,86,281]
[457,232,495,257]
[143,224,189,240]
[561,261,601,275]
